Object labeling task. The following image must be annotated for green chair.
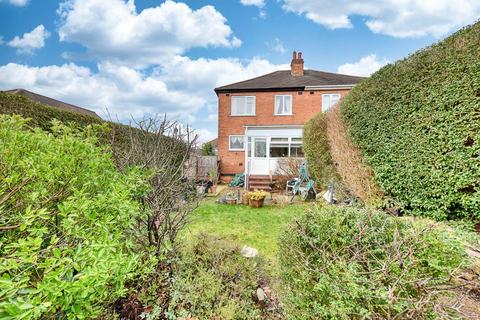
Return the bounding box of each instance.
[291,161,316,201]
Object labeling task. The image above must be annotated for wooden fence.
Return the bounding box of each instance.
[185,155,219,180]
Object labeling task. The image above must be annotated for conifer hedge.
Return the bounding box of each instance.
[303,113,338,188]
[341,22,480,221]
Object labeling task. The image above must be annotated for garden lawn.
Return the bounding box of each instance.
[182,199,307,266]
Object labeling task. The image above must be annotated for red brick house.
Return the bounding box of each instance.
[214,51,363,185]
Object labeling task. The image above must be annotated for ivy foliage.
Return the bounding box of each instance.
[303,112,338,188]
[0,115,154,319]
[341,22,480,220]
[278,206,468,319]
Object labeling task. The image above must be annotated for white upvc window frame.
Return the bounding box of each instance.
[274,95,293,116]
[268,137,303,158]
[229,135,245,151]
[322,93,341,112]
[231,96,256,116]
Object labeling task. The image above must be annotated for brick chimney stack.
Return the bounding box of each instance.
[290,50,304,76]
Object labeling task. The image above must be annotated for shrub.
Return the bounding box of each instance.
[278,206,468,319]
[167,234,281,319]
[273,157,302,190]
[201,142,214,156]
[113,116,199,256]
[0,115,154,319]
[303,112,338,189]
[246,190,269,200]
[325,106,383,205]
[340,22,480,220]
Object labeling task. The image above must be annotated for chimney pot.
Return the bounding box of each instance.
[290,50,304,77]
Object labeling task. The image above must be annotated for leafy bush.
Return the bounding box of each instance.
[303,112,338,188]
[273,157,302,190]
[278,206,468,319]
[0,115,154,319]
[201,142,214,156]
[340,22,480,220]
[168,234,281,319]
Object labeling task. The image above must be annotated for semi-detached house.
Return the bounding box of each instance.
[214,51,364,187]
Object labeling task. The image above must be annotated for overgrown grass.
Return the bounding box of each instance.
[168,234,282,319]
[182,199,306,266]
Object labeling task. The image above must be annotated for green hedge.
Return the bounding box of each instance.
[278,206,467,319]
[341,22,480,220]
[0,115,154,319]
[303,112,338,188]
[0,92,132,153]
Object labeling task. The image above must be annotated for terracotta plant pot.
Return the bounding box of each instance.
[211,185,217,193]
[250,198,265,208]
[242,196,249,205]
[226,198,236,205]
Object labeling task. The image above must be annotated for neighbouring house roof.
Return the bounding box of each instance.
[214,70,365,93]
[207,138,218,148]
[3,88,100,118]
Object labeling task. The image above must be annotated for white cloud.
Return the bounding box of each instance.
[0,62,203,121]
[267,38,286,54]
[7,25,50,54]
[0,56,287,137]
[337,54,389,77]
[281,0,480,38]
[196,128,217,143]
[240,0,264,8]
[1,0,29,6]
[57,0,241,66]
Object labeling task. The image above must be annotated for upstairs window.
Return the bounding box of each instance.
[274,95,292,115]
[231,96,255,116]
[322,94,341,112]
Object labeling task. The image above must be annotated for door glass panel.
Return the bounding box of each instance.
[254,138,267,158]
[247,137,252,157]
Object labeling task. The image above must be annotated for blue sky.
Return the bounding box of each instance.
[0,0,479,141]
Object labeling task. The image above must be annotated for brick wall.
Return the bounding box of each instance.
[217,89,352,176]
